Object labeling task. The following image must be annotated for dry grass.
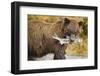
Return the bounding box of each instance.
[65,38,88,57]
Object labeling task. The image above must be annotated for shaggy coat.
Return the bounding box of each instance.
[28,18,80,60]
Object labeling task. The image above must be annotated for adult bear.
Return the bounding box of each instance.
[28,18,81,60]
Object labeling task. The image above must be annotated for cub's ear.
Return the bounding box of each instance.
[63,18,70,25]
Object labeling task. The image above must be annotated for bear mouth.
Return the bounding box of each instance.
[66,34,81,43]
[52,33,81,45]
[66,34,81,42]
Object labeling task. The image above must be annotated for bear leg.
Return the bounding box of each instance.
[54,50,66,59]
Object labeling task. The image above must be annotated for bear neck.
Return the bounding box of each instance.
[53,21,64,38]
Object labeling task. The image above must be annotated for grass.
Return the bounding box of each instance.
[65,38,88,57]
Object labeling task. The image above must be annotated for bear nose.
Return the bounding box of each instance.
[63,35,66,38]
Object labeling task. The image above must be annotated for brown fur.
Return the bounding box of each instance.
[28,18,80,60]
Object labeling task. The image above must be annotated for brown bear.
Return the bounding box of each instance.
[28,18,81,60]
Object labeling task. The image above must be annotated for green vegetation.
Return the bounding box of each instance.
[79,17,88,38]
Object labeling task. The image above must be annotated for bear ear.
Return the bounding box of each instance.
[64,18,70,24]
[79,21,83,27]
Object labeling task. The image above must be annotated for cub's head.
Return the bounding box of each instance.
[61,18,82,43]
